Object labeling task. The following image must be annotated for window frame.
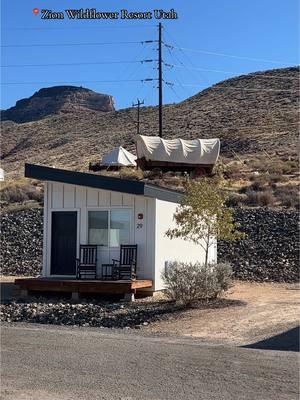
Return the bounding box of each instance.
[87,207,133,248]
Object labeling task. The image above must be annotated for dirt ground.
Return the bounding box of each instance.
[145,281,300,346]
[1,277,299,347]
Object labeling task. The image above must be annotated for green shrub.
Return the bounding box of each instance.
[161,261,233,305]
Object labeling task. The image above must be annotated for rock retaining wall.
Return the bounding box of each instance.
[1,207,299,282]
[219,208,299,282]
[0,208,43,276]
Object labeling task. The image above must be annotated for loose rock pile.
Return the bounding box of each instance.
[1,207,299,282]
[0,208,43,276]
[0,299,177,328]
[219,208,299,282]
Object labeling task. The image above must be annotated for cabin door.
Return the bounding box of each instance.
[51,211,77,275]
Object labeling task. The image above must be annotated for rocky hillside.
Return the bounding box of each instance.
[1,67,299,178]
[1,86,114,123]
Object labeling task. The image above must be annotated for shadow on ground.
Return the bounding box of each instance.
[242,326,299,352]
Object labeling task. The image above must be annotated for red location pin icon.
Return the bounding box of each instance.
[33,8,39,15]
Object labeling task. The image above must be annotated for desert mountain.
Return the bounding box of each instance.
[1,86,114,123]
[1,66,299,178]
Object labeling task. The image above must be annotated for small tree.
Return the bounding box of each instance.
[166,177,244,266]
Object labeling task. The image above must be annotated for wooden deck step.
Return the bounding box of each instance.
[14,278,153,295]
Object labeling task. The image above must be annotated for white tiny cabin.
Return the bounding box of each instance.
[25,164,217,292]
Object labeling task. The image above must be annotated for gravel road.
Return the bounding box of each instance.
[1,323,299,400]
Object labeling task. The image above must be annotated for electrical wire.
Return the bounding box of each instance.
[170,64,300,80]
[169,45,297,66]
[1,79,142,85]
[1,60,144,68]
[1,41,142,48]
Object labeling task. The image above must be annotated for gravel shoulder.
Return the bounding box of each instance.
[144,282,300,346]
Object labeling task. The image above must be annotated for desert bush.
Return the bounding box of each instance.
[284,160,299,174]
[267,160,299,175]
[268,174,288,184]
[162,261,233,305]
[250,158,299,175]
[118,167,144,180]
[226,193,247,207]
[146,168,163,180]
[275,185,299,209]
[246,189,275,207]
[250,179,265,191]
[0,184,43,204]
[224,162,244,180]
[214,262,233,293]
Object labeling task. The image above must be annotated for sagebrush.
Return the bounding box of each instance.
[162,261,233,305]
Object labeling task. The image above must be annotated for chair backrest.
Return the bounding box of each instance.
[79,245,97,266]
[120,245,137,267]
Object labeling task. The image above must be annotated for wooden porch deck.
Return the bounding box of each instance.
[14,277,153,300]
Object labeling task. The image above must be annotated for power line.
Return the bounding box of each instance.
[1,79,142,85]
[1,40,142,48]
[168,45,297,65]
[1,60,147,68]
[163,29,210,88]
[170,64,300,80]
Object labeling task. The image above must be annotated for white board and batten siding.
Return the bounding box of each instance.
[44,182,217,291]
[154,199,217,291]
[44,182,155,282]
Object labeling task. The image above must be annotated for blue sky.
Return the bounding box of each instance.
[1,0,299,110]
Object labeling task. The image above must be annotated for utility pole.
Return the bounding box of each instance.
[158,22,163,138]
[132,99,144,135]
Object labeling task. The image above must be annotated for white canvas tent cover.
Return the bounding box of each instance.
[0,168,4,181]
[101,146,137,167]
[136,135,220,165]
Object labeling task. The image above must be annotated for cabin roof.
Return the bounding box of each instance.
[25,163,183,204]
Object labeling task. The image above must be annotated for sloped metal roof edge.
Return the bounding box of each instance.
[24,163,183,203]
[144,184,183,204]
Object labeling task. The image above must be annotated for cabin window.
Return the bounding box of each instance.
[88,209,131,247]
[88,211,109,246]
[110,209,131,247]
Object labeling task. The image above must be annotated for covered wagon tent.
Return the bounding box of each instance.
[89,146,137,172]
[15,163,217,301]
[0,167,4,181]
[136,135,220,174]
